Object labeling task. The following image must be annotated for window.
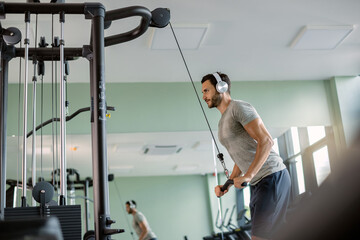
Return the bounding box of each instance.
[291,127,301,154]
[295,156,305,194]
[307,126,326,145]
[272,138,280,155]
[281,126,335,197]
[313,146,331,186]
[243,186,251,219]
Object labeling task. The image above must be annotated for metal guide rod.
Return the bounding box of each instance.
[212,139,224,240]
[84,179,90,232]
[59,11,66,205]
[31,62,37,207]
[21,12,30,207]
[13,186,17,208]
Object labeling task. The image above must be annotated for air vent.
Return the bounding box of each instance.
[143,144,182,155]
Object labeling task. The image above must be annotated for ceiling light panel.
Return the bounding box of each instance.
[291,25,354,50]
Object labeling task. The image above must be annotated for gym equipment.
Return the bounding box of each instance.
[26,106,115,138]
[220,179,247,192]
[150,8,170,28]
[225,205,239,231]
[50,168,115,233]
[0,2,170,239]
[5,205,82,240]
[32,181,54,204]
[0,22,21,45]
[58,10,66,206]
[0,217,63,240]
[4,180,82,239]
[5,169,114,237]
[203,206,251,240]
[30,16,40,206]
[21,11,31,208]
[215,208,228,230]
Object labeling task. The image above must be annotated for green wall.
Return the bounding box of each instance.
[6,79,331,136]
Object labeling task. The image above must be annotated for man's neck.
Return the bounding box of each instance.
[132,209,137,215]
[217,93,232,114]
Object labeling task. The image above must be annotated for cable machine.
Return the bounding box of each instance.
[0,1,170,239]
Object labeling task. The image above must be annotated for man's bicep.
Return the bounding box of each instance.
[139,221,148,231]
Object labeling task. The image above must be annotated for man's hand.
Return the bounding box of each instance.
[233,176,250,189]
[215,184,229,197]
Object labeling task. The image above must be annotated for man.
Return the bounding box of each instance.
[125,200,157,240]
[201,72,291,240]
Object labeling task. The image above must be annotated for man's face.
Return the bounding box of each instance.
[126,204,132,214]
[202,80,221,108]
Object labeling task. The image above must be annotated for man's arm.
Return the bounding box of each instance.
[138,220,149,240]
[234,118,274,187]
[229,164,242,180]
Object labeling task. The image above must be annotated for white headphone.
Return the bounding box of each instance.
[213,72,228,93]
[129,200,136,209]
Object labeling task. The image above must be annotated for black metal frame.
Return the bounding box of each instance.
[0,41,9,223]
[0,1,158,239]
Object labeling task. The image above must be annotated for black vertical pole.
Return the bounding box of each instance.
[89,6,110,240]
[0,49,9,220]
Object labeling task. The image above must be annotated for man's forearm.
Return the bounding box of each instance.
[244,138,273,179]
[230,165,242,179]
[139,229,148,240]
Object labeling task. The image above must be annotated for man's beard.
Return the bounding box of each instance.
[208,93,221,108]
[128,209,133,214]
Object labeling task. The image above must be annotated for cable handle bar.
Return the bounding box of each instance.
[220,179,248,192]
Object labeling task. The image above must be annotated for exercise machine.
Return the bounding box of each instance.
[0,1,170,239]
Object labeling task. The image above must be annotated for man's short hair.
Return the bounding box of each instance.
[126,200,136,208]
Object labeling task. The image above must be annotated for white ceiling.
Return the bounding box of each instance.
[3,0,360,84]
[2,0,360,180]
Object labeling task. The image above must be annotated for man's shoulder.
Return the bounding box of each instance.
[135,211,144,217]
[231,99,252,107]
[134,211,145,221]
[229,99,255,113]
